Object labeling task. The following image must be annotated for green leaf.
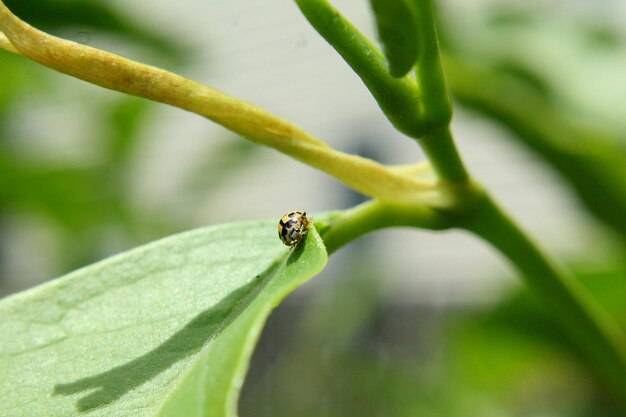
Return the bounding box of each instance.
[0,220,327,416]
[369,0,420,77]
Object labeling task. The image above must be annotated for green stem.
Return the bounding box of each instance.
[410,0,452,130]
[462,193,626,403]
[420,127,469,182]
[408,0,468,183]
[294,0,469,184]
[294,0,422,138]
[320,199,448,254]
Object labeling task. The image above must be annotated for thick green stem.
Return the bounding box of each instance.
[461,193,626,403]
[420,127,469,182]
[320,199,448,254]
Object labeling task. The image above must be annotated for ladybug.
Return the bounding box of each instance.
[278,211,311,248]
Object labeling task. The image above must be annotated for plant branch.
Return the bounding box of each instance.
[0,0,452,206]
[420,127,468,182]
[294,0,423,138]
[461,193,626,403]
[409,0,451,130]
[321,191,626,404]
[294,0,469,183]
[319,199,449,254]
[408,0,468,182]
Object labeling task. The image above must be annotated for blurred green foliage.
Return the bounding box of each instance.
[443,5,626,242]
[3,0,186,62]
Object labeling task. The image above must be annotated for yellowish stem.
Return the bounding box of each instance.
[0,30,16,53]
[0,1,451,206]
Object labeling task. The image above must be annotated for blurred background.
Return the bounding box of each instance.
[1,0,625,415]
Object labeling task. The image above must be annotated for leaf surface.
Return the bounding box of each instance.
[0,220,327,416]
